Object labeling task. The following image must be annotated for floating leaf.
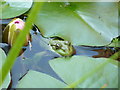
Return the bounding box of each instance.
[17,70,66,88]
[35,2,118,46]
[1,0,33,19]
[49,56,119,88]
[0,48,11,89]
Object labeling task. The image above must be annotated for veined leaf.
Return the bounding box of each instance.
[0,0,33,19]
[35,2,118,46]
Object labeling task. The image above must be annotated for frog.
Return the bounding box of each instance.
[49,38,75,56]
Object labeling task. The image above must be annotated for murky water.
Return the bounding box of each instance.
[0,16,120,89]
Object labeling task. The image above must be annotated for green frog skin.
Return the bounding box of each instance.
[49,39,75,56]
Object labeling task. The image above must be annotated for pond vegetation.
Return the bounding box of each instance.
[0,0,120,89]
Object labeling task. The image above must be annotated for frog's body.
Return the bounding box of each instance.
[49,39,75,56]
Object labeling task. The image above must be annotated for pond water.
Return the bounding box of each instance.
[0,15,120,89]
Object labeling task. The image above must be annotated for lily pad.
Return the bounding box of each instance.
[1,0,33,19]
[0,48,11,89]
[35,2,118,46]
[17,70,66,88]
[49,56,119,88]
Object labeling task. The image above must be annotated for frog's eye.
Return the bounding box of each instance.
[52,46,57,50]
[51,43,62,50]
[56,43,62,47]
[64,41,70,45]
[55,43,62,49]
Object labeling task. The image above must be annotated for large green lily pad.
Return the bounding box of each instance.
[35,2,118,46]
[17,70,66,88]
[49,56,119,88]
[0,0,33,19]
[0,48,11,89]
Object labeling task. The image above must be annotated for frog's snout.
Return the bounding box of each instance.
[50,43,62,50]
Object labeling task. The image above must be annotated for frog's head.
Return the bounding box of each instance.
[49,39,75,56]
